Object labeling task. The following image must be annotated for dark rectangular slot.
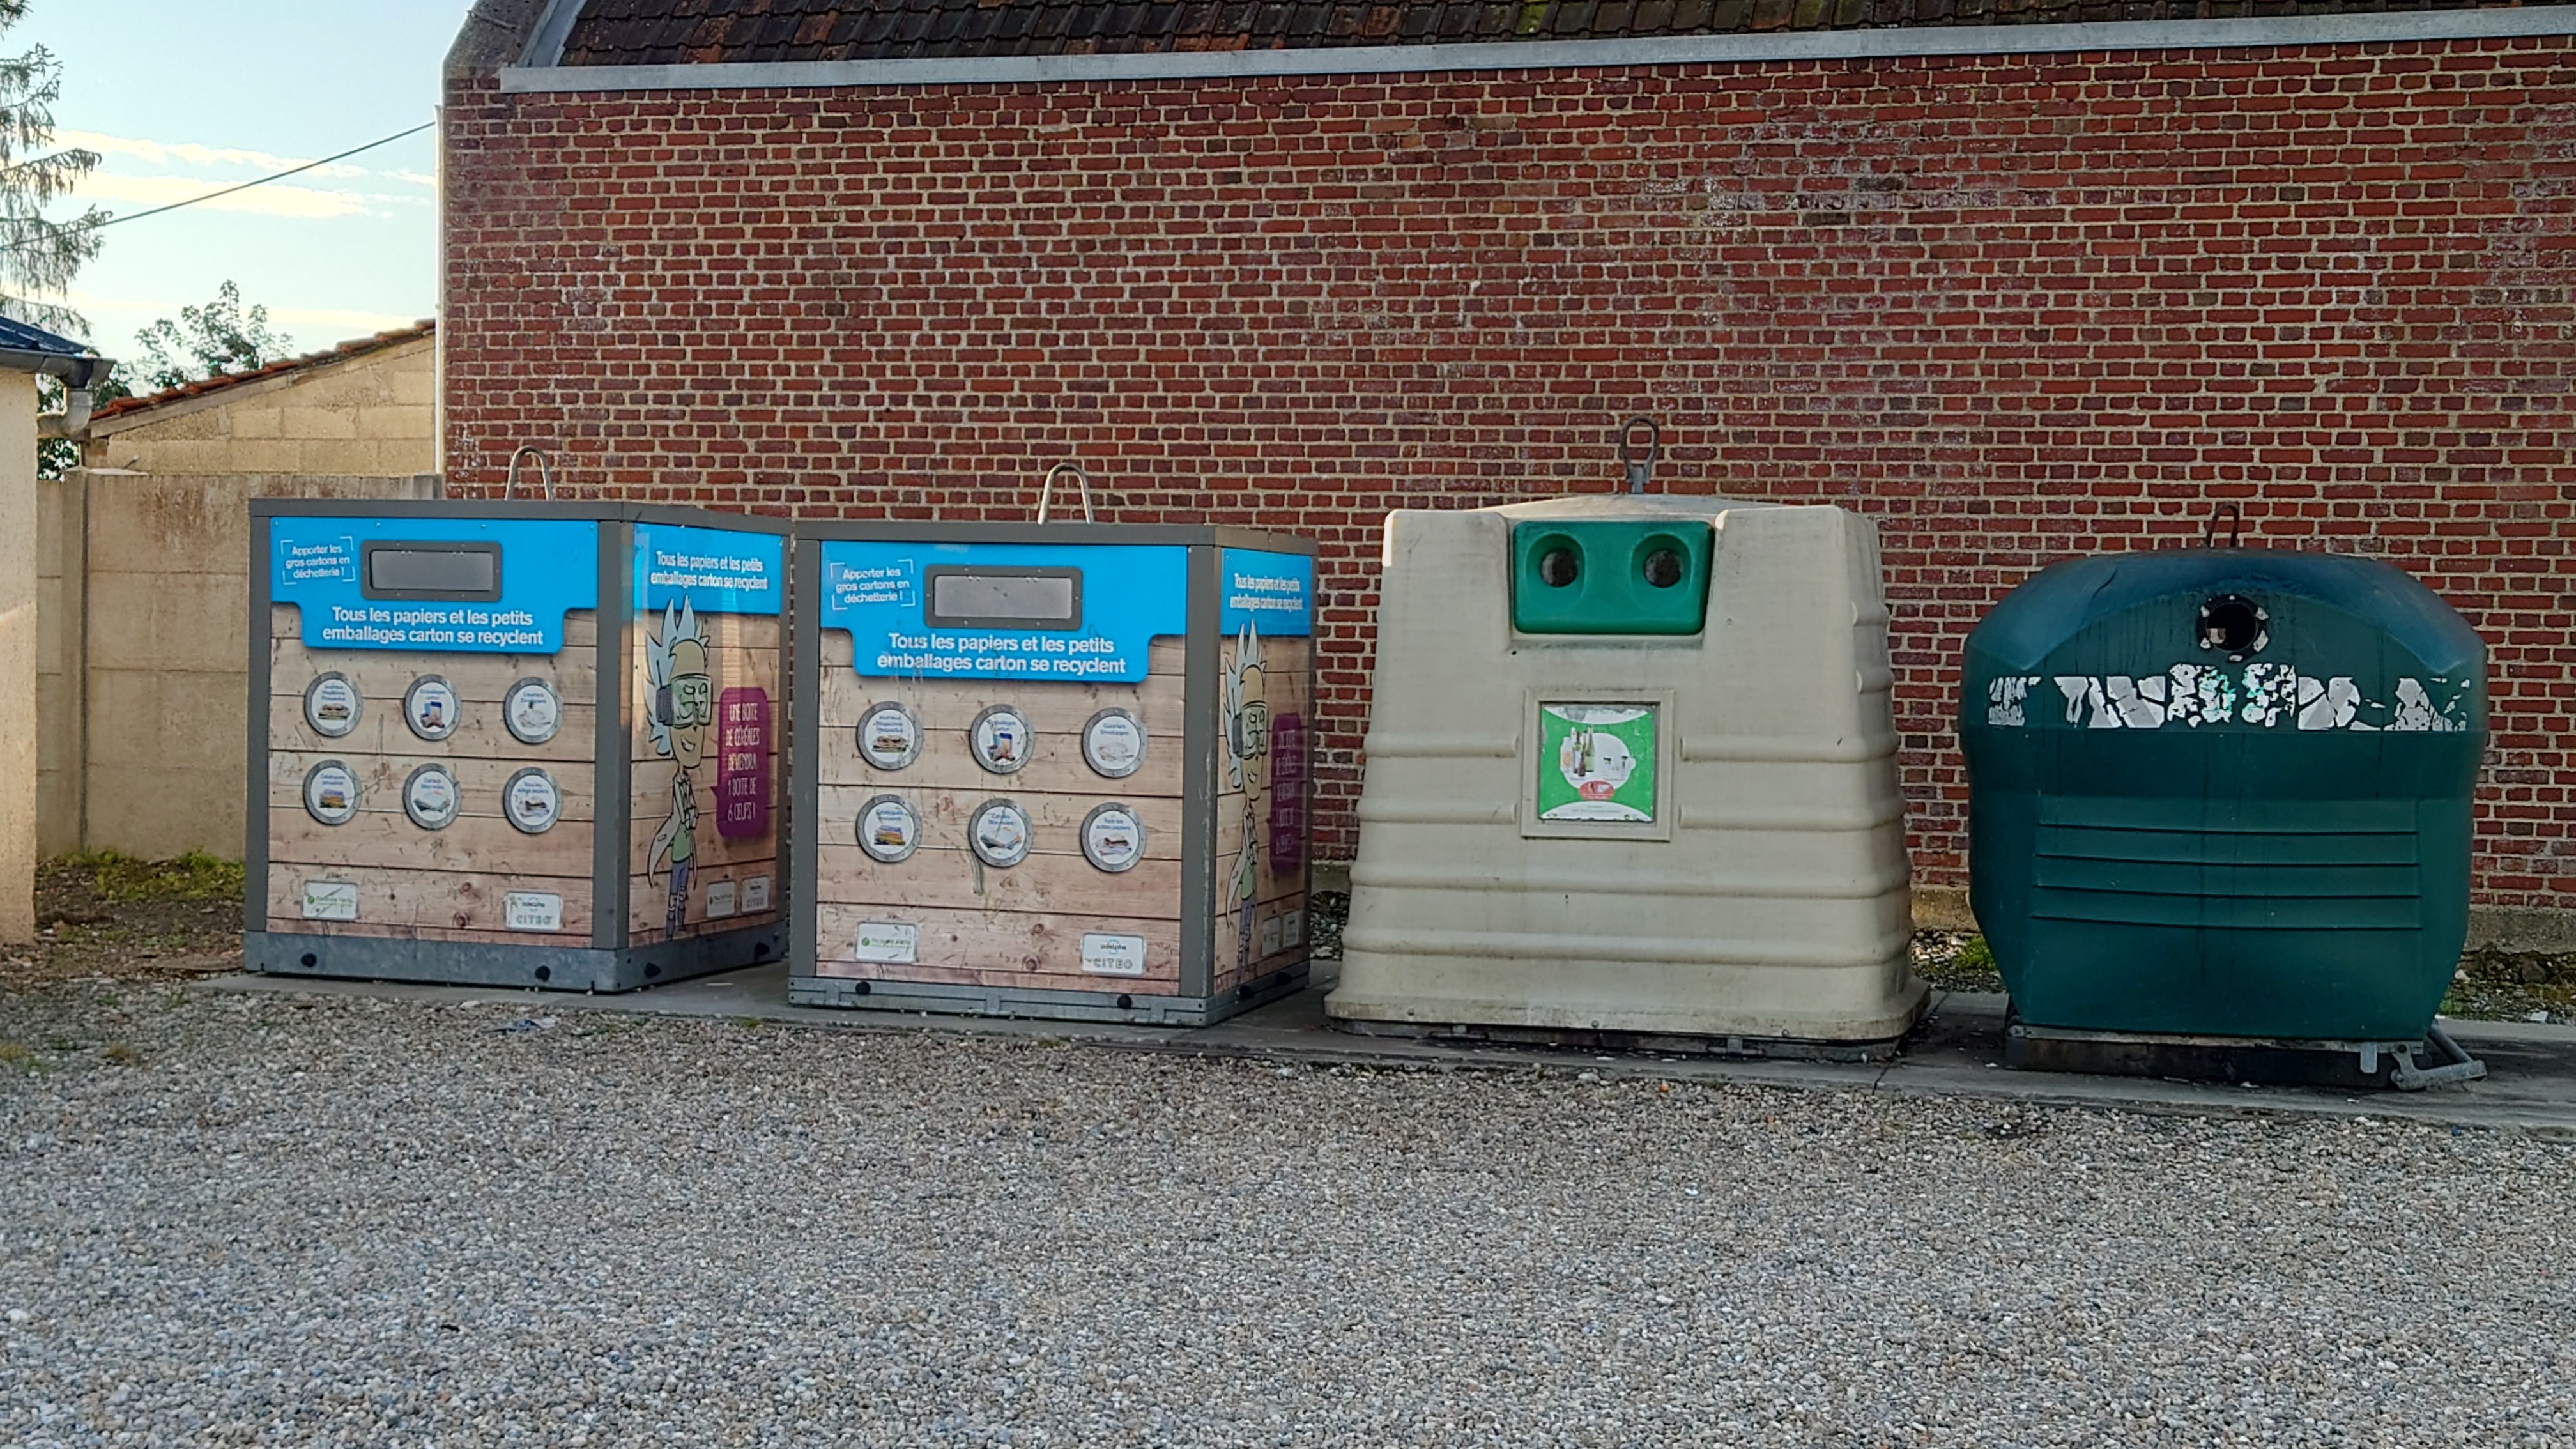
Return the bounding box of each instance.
[924,566,1082,630]
[362,541,503,601]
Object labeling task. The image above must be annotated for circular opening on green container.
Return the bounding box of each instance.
[2198,594,2267,657]
[1537,544,1580,588]
[1638,539,1687,590]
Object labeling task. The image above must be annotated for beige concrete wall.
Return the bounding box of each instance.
[34,471,79,857]
[82,337,434,477]
[36,471,439,861]
[0,374,34,942]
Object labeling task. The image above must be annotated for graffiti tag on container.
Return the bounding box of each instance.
[1985,664,2467,733]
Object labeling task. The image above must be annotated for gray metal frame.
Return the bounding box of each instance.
[497,9,2576,95]
[245,497,793,993]
[788,519,1316,1026]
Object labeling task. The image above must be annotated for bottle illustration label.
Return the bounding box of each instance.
[1535,703,1658,824]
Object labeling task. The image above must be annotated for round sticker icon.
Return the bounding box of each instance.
[402,764,461,831]
[969,705,1033,775]
[504,678,562,746]
[404,676,461,742]
[969,799,1032,868]
[303,673,361,739]
[857,703,922,771]
[504,767,561,834]
[1080,802,1146,873]
[1082,709,1146,779]
[856,794,921,864]
[302,760,359,825]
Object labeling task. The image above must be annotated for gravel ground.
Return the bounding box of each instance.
[6,981,2576,1447]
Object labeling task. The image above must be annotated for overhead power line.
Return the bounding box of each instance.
[79,120,436,233]
[0,119,436,256]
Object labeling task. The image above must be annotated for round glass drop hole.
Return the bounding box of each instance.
[1641,547,1685,590]
[298,953,317,968]
[533,965,551,982]
[1538,547,1579,588]
[2197,594,2267,657]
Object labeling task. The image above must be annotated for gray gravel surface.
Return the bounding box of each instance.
[5,980,2575,1447]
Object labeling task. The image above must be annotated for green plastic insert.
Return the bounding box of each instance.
[1510,519,1714,636]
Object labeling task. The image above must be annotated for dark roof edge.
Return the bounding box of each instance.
[448,0,554,78]
[498,6,2576,93]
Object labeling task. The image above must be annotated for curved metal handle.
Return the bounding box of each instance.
[1037,461,1094,525]
[505,446,555,501]
[1618,417,1660,494]
[2202,502,2242,549]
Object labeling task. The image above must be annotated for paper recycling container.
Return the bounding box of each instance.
[247,498,790,991]
[789,521,1317,1023]
[1960,546,2487,1061]
[1326,493,1925,1051]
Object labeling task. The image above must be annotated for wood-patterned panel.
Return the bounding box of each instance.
[264,862,593,942]
[810,904,1184,989]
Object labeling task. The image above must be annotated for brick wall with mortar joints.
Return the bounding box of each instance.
[442,40,2576,909]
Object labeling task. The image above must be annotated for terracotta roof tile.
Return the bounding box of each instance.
[89,320,435,426]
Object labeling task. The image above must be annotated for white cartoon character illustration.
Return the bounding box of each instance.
[1222,620,1270,972]
[645,599,714,939]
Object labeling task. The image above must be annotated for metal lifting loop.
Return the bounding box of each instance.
[505,446,556,501]
[1037,461,1095,525]
[1619,417,1661,494]
[2203,502,2242,549]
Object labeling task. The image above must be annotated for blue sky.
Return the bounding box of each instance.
[20,0,475,369]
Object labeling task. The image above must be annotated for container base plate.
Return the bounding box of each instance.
[786,962,1309,1028]
[2006,1020,2487,1092]
[246,924,786,995]
[1330,1016,1910,1064]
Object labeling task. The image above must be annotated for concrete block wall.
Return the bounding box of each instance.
[439,38,2576,937]
[37,472,440,861]
[84,338,436,479]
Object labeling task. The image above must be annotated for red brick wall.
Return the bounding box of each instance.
[443,38,2576,912]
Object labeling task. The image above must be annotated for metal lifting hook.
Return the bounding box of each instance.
[1037,460,1095,525]
[1619,417,1661,494]
[2202,502,2243,549]
[505,446,556,500]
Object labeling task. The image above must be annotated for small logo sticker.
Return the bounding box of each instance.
[705,880,739,918]
[301,880,358,921]
[742,875,772,912]
[504,893,564,933]
[1079,933,1149,977]
[855,921,919,963]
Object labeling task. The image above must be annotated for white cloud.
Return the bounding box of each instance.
[75,172,376,220]
[50,128,434,188]
[63,288,421,337]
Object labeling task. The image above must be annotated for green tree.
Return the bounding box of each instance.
[0,0,103,334]
[134,279,293,390]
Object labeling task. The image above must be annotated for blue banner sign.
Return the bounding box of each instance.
[270,517,599,654]
[820,540,1188,684]
[1220,548,1314,637]
[636,523,783,616]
